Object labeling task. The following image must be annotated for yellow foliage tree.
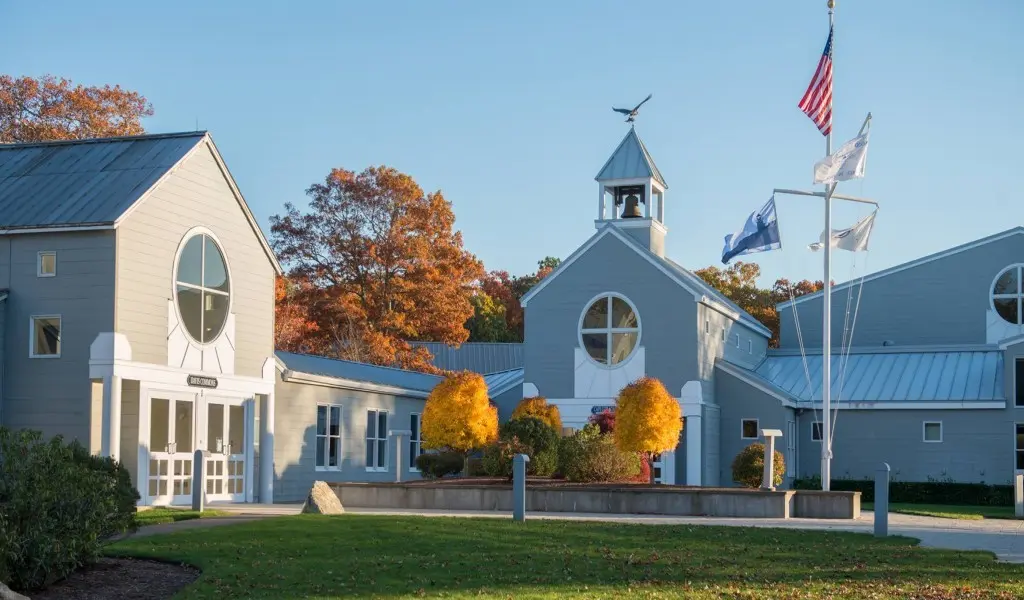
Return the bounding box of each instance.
[614,376,683,484]
[510,397,562,432]
[422,371,499,461]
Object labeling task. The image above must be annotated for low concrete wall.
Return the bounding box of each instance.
[330,483,860,520]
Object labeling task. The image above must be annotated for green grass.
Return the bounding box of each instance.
[863,502,1017,521]
[134,507,229,527]
[108,514,1024,599]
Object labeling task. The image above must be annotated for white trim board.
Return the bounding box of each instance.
[715,360,798,408]
[520,223,772,337]
[281,369,430,399]
[778,227,1024,310]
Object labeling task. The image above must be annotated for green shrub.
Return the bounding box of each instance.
[792,477,1014,506]
[467,457,486,476]
[557,424,641,483]
[0,427,139,591]
[731,443,786,488]
[414,451,465,479]
[482,417,560,478]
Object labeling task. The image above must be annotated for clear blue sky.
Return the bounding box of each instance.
[2,1,1021,286]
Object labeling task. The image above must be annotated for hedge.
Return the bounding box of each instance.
[557,424,640,483]
[414,451,465,479]
[792,477,1014,506]
[0,428,139,591]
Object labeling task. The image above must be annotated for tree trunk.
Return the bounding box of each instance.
[649,453,657,485]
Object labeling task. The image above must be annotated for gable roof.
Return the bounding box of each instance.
[520,223,771,338]
[595,128,667,187]
[778,227,1024,310]
[0,132,282,273]
[408,341,523,374]
[276,351,523,399]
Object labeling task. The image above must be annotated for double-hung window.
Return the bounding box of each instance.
[409,413,425,471]
[366,409,388,471]
[315,405,342,470]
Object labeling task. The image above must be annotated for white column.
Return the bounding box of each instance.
[259,392,275,504]
[681,381,704,486]
[644,181,652,218]
[657,190,665,222]
[101,374,122,459]
[598,185,606,221]
[245,398,256,503]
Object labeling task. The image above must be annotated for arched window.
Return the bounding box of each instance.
[992,264,1024,325]
[175,231,231,344]
[579,294,641,366]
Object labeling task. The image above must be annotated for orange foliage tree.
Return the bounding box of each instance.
[510,397,562,432]
[421,372,498,467]
[270,166,484,373]
[469,256,560,342]
[614,377,683,484]
[0,75,153,143]
[694,262,825,347]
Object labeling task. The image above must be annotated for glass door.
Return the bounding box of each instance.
[146,394,196,505]
[205,397,247,502]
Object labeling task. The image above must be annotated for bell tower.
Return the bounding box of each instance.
[595,126,668,256]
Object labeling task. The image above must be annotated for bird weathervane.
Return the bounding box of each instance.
[612,93,653,124]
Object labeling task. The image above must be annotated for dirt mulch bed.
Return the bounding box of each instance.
[30,557,199,600]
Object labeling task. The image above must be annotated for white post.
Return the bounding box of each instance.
[760,429,783,490]
[259,392,275,504]
[644,181,652,219]
[681,382,704,486]
[598,185,606,220]
[389,429,412,483]
[821,0,836,493]
[1015,473,1023,519]
[101,374,122,459]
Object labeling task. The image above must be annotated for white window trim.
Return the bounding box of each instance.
[36,251,56,277]
[315,403,343,472]
[991,264,1024,326]
[922,421,943,443]
[171,227,234,347]
[409,413,423,472]
[740,418,759,440]
[1015,422,1024,472]
[366,408,389,472]
[812,421,823,442]
[721,328,726,341]
[704,319,709,334]
[29,314,61,359]
[577,292,642,369]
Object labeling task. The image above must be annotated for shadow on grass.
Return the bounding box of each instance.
[107,514,1024,599]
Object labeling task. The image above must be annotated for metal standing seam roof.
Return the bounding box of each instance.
[277,351,522,398]
[753,350,1005,403]
[0,132,206,229]
[410,341,524,374]
[595,128,667,187]
[482,368,525,396]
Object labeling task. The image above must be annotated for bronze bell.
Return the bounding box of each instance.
[620,194,643,218]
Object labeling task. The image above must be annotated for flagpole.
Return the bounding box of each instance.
[821,0,836,492]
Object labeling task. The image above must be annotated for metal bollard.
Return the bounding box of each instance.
[1015,473,1023,519]
[191,449,206,512]
[512,454,530,522]
[874,462,890,537]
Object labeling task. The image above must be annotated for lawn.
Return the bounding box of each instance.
[863,502,1017,521]
[135,507,229,527]
[109,514,1024,599]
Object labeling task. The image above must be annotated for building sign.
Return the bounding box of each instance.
[591,405,615,415]
[187,375,218,389]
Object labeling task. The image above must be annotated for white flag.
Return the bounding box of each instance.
[809,211,877,253]
[813,133,869,185]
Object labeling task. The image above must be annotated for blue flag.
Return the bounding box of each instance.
[721,196,782,264]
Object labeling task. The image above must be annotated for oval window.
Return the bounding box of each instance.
[175,233,231,344]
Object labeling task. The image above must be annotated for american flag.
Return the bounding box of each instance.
[798,26,833,136]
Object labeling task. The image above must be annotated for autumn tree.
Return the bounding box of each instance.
[510,397,562,432]
[468,256,561,342]
[731,443,786,489]
[694,261,825,347]
[270,166,484,372]
[614,377,683,484]
[464,292,516,343]
[422,371,499,470]
[0,75,153,143]
[274,276,321,352]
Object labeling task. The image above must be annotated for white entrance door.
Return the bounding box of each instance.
[146,392,198,506]
[204,396,249,502]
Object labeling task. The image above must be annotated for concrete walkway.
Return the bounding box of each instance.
[123,504,1024,564]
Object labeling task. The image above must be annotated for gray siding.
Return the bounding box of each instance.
[697,304,768,405]
[119,380,141,490]
[702,404,720,486]
[779,233,1024,349]
[115,142,275,377]
[273,378,425,503]
[714,368,794,486]
[0,232,115,444]
[523,233,699,399]
[793,408,1011,484]
[491,386,522,423]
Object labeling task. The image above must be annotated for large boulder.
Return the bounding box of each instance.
[0,582,29,600]
[301,481,345,515]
